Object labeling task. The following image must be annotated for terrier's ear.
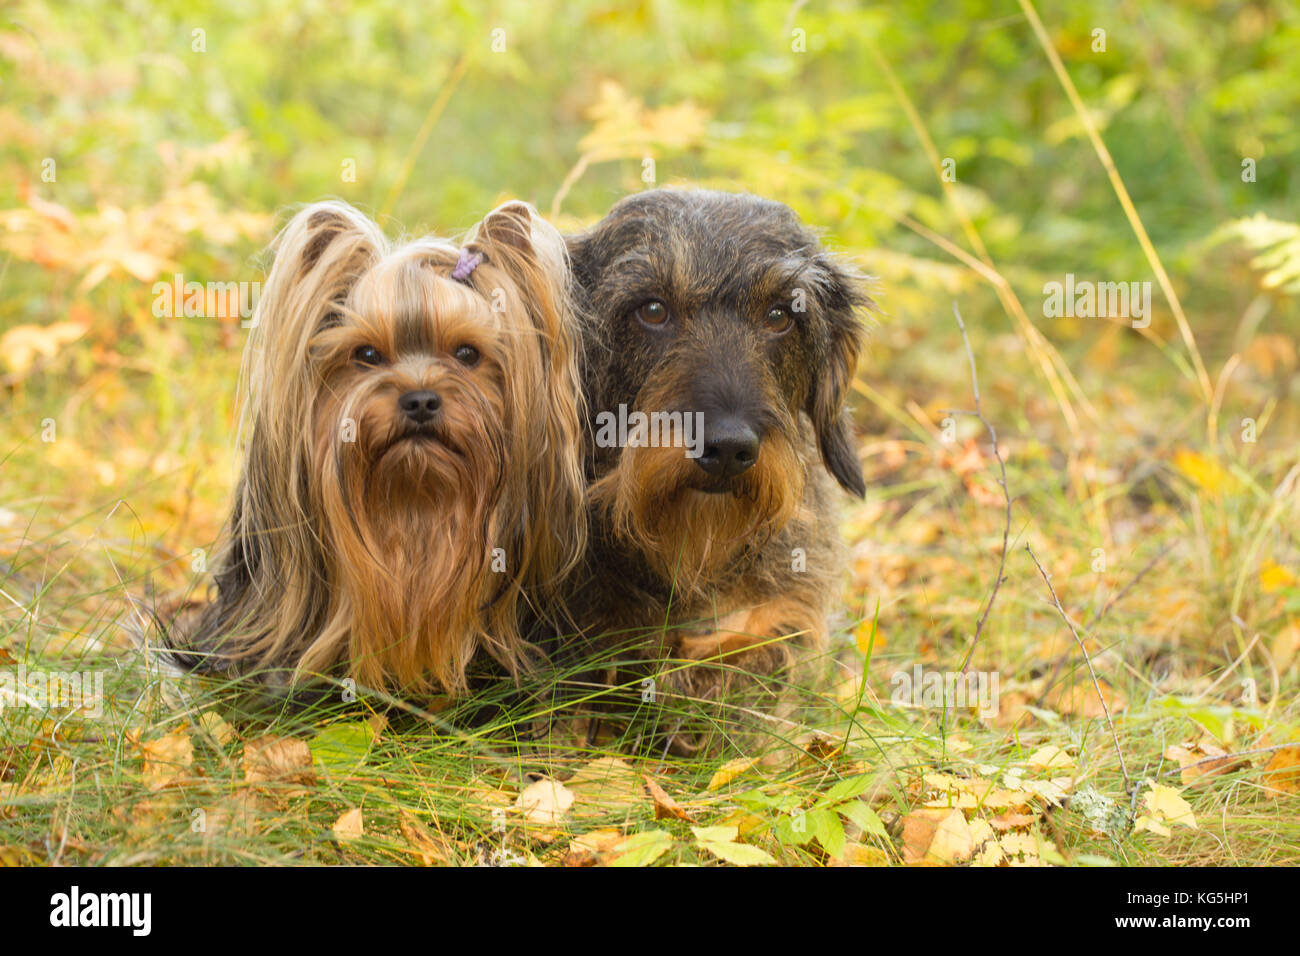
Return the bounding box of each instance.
[243,202,384,480]
[250,201,382,355]
[470,202,588,611]
[477,201,535,254]
[270,201,385,293]
[467,201,569,300]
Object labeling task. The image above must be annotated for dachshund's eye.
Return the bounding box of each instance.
[633,300,671,328]
[352,345,384,366]
[763,306,793,336]
[453,344,480,367]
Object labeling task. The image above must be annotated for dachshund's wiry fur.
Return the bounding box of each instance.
[565,189,870,739]
[165,200,586,695]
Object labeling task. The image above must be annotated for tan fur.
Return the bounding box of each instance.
[171,200,586,695]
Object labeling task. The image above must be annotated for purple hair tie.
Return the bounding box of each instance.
[452,248,482,281]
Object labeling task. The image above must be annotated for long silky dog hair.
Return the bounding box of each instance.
[169,200,586,695]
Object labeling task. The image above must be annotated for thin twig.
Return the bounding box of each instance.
[1035,541,1174,705]
[945,302,1012,675]
[1158,742,1298,779]
[1026,543,1132,793]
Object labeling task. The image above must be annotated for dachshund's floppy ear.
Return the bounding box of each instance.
[807,256,870,498]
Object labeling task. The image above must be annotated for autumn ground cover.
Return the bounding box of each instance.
[1,1,1298,866]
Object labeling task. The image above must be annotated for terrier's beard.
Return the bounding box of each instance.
[312,415,506,693]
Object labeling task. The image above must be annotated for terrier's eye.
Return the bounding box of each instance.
[352,345,385,366]
[763,306,793,336]
[453,344,480,367]
[633,300,671,328]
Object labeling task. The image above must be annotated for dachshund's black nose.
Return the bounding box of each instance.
[695,418,759,478]
[399,390,442,424]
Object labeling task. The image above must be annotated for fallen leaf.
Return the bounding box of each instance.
[140,732,193,791]
[1263,745,1300,796]
[1164,740,1247,785]
[565,757,642,810]
[1043,678,1127,719]
[999,830,1046,864]
[901,808,973,864]
[1027,745,1074,772]
[1174,448,1240,495]
[333,807,364,842]
[644,775,693,821]
[1134,815,1171,837]
[241,735,316,797]
[563,828,625,866]
[1142,784,1198,830]
[706,756,758,791]
[987,689,1034,729]
[309,720,378,778]
[0,321,87,376]
[197,711,235,747]
[197,793,263,847]
[399,812,447,866]
[516,777,574,827]
[691,824,777,866]
[989,812,1038,831]
[828,843,891,867]
[1258,559,1295,593]
[607,829,674,867]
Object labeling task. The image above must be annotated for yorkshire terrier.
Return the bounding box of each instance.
[165,200,586,696]
[564,189,870,745]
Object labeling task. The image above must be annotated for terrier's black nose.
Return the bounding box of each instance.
[399,390,442,424]
[695,418,760,478]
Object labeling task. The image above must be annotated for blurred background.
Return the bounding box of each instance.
[2,0,1298,676]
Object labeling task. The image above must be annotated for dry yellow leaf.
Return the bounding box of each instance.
[828,843,891,867]
[241,735,316,797]
[398,812,447,866]
[901,808,973,864]
[565,757,641,809]
[516,777,574,826]
[644,775,693,821]
[1143,784,1198,829]
[140,731,193,791]
[974,839,1006,867]
[1043,678,1126,719]
[333,808,364,842]
[0,321,87,375]
[1164,740,1247,785]
[563,828,626,866]
[1263,745,1300,796]
[1173,448,1239,495]
[707,756,758,791]
[967,817,996,846]
[197,711,235,747]
[1134,815,1171,837]
[1027,745,1074,772]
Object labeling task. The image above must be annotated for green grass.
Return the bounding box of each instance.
[2,411,1298,866]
